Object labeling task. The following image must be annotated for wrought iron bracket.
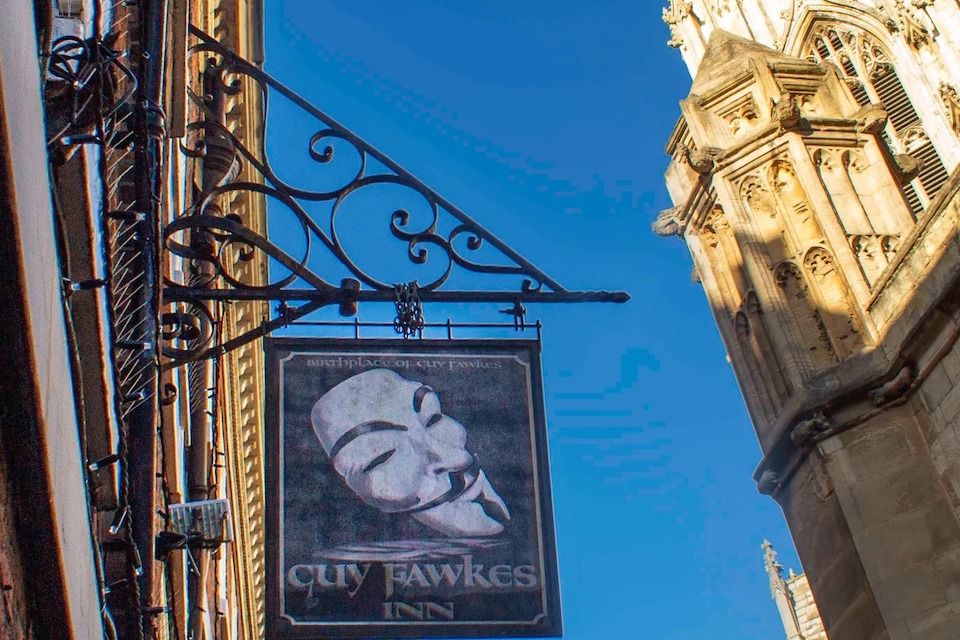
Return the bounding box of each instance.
[160,27,628,367]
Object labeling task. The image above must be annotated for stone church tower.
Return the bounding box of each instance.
[658,2,960,638]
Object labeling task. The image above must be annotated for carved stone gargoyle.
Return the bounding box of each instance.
[855,104,889,135]
[790,412,831,446]
[774,92,802,131]
[684,147,720,175]
[893,153,923,183]
[756,469,781,496]
[652,206,682,237]
[868,365,914,406]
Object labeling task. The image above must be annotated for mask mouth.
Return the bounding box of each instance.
[399,455,483,515]
[472,491,510,526]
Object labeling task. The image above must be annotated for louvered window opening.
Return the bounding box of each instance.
[806,27,948,216]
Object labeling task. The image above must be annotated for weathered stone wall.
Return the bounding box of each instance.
[777,451,887,640]
[820,404,960,639]
[786,573,828,640]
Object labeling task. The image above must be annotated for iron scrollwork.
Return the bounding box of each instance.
[160,27,628,365]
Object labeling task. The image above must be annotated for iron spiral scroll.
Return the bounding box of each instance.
[160,27,628,365]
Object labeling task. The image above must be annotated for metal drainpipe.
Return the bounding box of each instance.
[186,63,231,640]
[127,0,167,633]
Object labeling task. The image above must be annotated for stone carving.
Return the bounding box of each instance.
[868,365,914,405]
[700,215,719,249]
[653,206,682,237]
[812,148,836,173]
[901,124,928,151]
[881,235,899,261]
[684,147,719,175]
[851,235,884,285]
[843,149,868,175]
[699,205,747,310]
[850,234,898,277]
[775,261,838,368]
[893,152,922,183]
[790,412,831,445]
[795,92,821,118]
[774,92,803,131]
[894,0,932,49]
[939,83,960,136]
[762,540,787,597]
[709,0,731,16]
[724,96,760,136]
[775,261,806,295]
[662,2,692,49]
[757,469,781,495]
[805,247,835,277]
[855,104,888,135]
[735,311,751,340]
[771,161,823,245]
[805,247,866,356]
[866,57,892,84]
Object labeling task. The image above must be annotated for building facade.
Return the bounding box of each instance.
[763,540,828,640]
[1,0,267,638]
[659,1,960,638]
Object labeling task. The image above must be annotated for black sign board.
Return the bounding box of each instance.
[264,338,562,638]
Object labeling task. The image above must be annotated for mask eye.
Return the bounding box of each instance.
[413,385,434,412]
[363,448,396,473]
[417,392,441,422]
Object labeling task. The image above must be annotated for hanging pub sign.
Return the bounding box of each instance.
[264,338,562,639]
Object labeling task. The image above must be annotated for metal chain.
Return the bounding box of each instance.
[393,282,425,338]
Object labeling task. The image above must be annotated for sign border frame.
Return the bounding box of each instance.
[263,337,563,639]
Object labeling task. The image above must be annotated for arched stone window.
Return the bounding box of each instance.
[804,25,949,215]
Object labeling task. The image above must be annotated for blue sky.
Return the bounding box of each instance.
[261,2,801,637]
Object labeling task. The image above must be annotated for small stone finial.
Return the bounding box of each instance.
[762,539,787,597]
